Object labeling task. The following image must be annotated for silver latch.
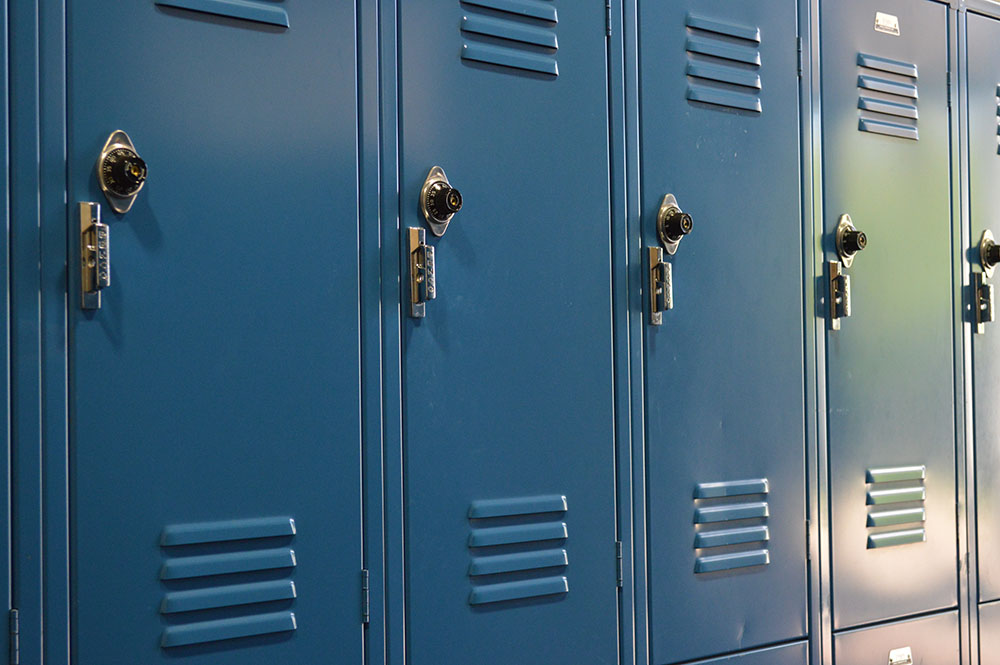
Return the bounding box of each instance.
[80,202,109,310]
[975,229,999,334]
[829,213,867,330]
[408,227,436,318]
[648,247,672,326]
[888,646,913,665]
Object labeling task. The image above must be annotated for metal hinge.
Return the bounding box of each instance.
[8,610,18,665]
[946,71,952,108]
[615,541,623,588]
[605,0,612,36]
[361,570,370,625]
[805,519,811,562]
[796,37,803,77]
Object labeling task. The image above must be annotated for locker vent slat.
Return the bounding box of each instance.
[685,15,762,114]
[467,494,569,605]
[857,52,919,140]
[159,517,298,649]
[865,467,927,548]
[692,478,770,574]
[460,0,558,76]
[155,0,289,28]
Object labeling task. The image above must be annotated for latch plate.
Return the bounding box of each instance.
[408,227,436,318]
[975,271,994,334]
[80,202,109,310]
[888,646,912,665]
[828,261,851,331]
[648,247,672,326]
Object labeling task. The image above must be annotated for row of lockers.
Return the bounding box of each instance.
[3,0,1000,664]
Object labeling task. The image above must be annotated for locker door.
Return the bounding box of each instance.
[397,2,618,664]
[821,0,956,629]
[66,3,362,663]
[637,2,806,663]
[833,611,959,665]
[967,9,1000,605]
[981,601,1000,665]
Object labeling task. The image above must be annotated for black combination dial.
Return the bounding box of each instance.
[841,228,867,256]
[100,147,147,199]
[985,241,1000,270]
[659,208,693,244]
[424,181,463,222]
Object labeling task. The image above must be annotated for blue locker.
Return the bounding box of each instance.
[966,8,1000,606]
[395,1,619,664]
[636,1,807,662]
[687,642,807,665]
[833,611,959,664]
[64,2,363,662]
[820,0,957,629]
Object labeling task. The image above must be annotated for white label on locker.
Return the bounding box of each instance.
[888,646,913,665]
[874,12,900,36]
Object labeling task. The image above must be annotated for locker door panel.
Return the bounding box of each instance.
[967,9,1000,604]
[820,0,956,629]
[637,2,807,663]
[833,611,960,665]
[980,601,1000,665]
[67,2,363,663]
[397,2,619,664]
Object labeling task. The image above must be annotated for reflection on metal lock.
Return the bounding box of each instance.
[828,214,866,330]
[648,247,673,326]
[887,646,913,665]
[80,202,109,310]
[828,262,851,330]
[408,227,436,318]
[976,230,999,334]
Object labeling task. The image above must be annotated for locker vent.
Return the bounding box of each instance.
[158,517,298,649]
[857,53,919,141]
[460,0,559,77]
[865,466,927,549]
[467,494,569,605]
[154,0,290,28]
[692,479,770,573]
[996,84,1000,154]
[684,14,762,114]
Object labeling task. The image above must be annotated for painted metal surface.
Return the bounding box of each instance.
[637,1,807,662]
[65,1,362,662]
[687,641,807,665]
[821,0,957,629]
[833,610,959,664]
[397,1,618,664]
[967,9,1000,606]
[981,601,1000,665]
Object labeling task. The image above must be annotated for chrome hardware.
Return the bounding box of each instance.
[828,261,850,330]
[829,214,867,330]
[98,130,147,214]
[408,227,436,318]
[975,230,999,334]
[888,646,913,665]
[656,193,693,255]
[420,166,462,237]
[835,214,867,268]
[80,202,109,310]
[648,247,672,326]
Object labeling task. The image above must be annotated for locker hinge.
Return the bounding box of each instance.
[361,570,370,625]
[605,0,612,36]
[805,519,811,562]
[615,541,623,588]
[796,37,803,77]
[946,71,952,108]
[8,610,18,665]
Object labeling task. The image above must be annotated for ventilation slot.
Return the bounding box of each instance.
[857,53,919,140]
[159,516,297,649]
[866,466,927,549]
[155,0,289,28]
[692,479,770,574]
[460,0,558,76]
[467,494,569,605]
[684,14,762,113]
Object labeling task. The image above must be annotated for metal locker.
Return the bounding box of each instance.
[967,8,1000,605]
[980,601,1000,665]
[637,1,807,662]
[395,2,618,664]
[685,642,807,665]
[64,2,363,663]
[820,0,957,629]
[832,611,960,665]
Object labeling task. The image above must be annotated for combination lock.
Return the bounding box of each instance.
[98,130,147,213]
[420,166,463,236]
